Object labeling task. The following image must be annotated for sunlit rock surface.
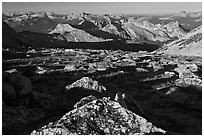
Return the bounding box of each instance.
[158,25,202,57]
[65,77,106,92]
[31,97,166,135]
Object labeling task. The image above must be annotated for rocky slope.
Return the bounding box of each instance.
[50,24,106,42]
[125,19,186,41]
[157,25,202,56]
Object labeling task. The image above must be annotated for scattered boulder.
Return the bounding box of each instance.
[64,49,75,53]
[135,68,149,73]
[27,49,37,54]
[87,63,97,73]
[174,63,201,88]
[31,97,166,135]
[148,61,164,72]
[164,71,175,77]
[175,64,195,79]
[97,66,107,71]
[26,54,31,57]
[35,66,48,74]
[186,64,198,72]
[175,78,202,88]
[5,69,18,73]
[65,77,106,92]
[64,64,77,72]
[121,59,136,67]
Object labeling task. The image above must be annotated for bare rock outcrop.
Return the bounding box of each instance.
[65,77,106,92]
[31,96,166,135]
[174,63,202,88]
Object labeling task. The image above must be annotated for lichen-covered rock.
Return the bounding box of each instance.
[31,97,166,135]
[65,77,106,92]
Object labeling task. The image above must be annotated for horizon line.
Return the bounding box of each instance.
[2,10,202,16]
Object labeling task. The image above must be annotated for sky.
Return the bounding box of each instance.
[2,2,202,15]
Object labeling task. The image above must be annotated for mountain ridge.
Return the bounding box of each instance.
[156,25,202,56]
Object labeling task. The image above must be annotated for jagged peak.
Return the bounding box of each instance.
[49,23,75,34]
[164,21,186,35]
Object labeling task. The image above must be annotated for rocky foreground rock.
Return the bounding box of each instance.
[31,96,166,135]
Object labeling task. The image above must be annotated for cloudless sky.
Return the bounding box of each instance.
[2,2,202,15]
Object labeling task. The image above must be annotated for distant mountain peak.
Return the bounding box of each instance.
[50,23,75,34]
